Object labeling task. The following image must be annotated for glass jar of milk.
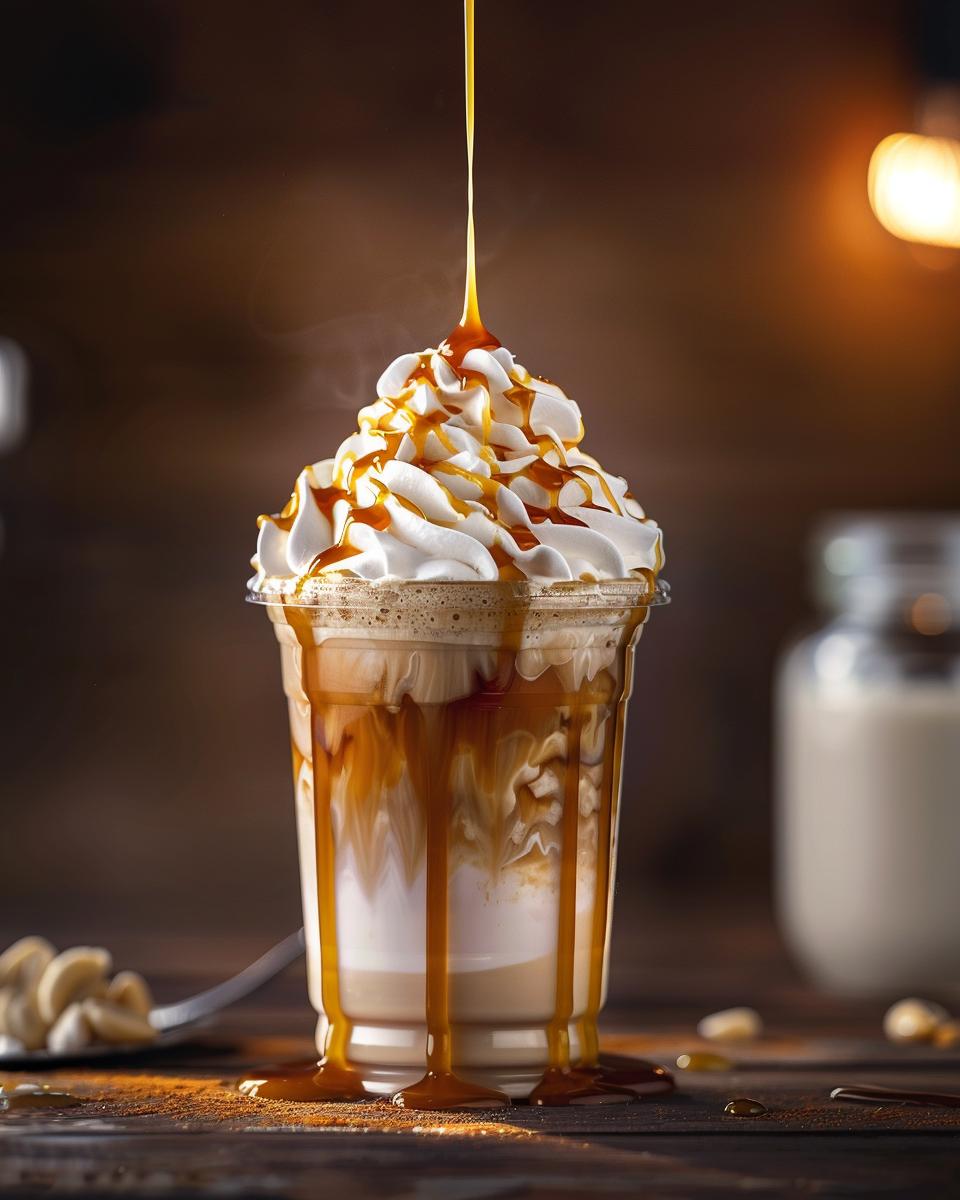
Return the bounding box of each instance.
[777,514,960,994]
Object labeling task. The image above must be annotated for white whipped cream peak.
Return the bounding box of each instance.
[251,343,662,589]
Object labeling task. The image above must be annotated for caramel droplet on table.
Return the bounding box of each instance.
[724,1097,767,1116]
[676,1052,733,1072]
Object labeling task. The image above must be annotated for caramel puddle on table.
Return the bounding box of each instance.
[1,1089,82,1111]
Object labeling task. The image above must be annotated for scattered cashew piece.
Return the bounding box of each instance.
[697,1007,763,1043]
[882,998,949,1044]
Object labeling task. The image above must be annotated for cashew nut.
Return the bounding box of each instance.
[883,997,949,1043]
[697,1007,764,1043]
[0,937,55,991]
[106,970,153,1017]
[36,947,112,1025]
[47,1001,93,1055]
[82,998,156,1045]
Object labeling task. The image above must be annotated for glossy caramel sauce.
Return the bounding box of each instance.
[263,344,654,588]
[390,685,510,1111]
[725,1097,768,1116]
[0,1089,82,1111]
[238,1060,365,1103]
[527,641,672,1108]
[578,636,636,1068]
[676,1052,733,1072]
[443,0,500,364]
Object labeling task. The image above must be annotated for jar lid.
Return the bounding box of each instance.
[813,512,960,626]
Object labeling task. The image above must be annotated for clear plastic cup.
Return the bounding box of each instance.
[250,577,666,1106]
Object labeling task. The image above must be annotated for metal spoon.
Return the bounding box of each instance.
[0,928,305,1068]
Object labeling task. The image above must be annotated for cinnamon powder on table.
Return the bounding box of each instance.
[0,1071,533,1138]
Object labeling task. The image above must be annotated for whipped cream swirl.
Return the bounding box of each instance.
[251,344,662,589]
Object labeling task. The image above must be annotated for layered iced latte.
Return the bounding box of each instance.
[247,344,666,1107]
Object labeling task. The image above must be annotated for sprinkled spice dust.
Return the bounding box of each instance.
[0,1071,534,1138]
[755,1099,960,1131]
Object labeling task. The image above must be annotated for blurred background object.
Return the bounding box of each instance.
[868,1,960,248]
[0,339,29,457]
[0,337,29,560]
[776,513,960,994]
[1,0,960,961]
[869,130,960,248]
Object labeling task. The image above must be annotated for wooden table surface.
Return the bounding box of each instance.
[1,912,958,1198]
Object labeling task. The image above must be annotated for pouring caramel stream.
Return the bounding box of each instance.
[445,0,499,362]
[241,0,669,1112]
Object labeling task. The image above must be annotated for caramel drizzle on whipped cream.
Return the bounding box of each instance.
[316,363,585,577]
[254,347,662,589]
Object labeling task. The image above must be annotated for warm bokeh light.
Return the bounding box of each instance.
[868,132,960,248]
[910,591,952,636]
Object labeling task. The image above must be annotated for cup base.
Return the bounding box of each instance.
[330,1015,589,1100]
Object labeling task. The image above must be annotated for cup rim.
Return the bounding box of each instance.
[246,575,670,611]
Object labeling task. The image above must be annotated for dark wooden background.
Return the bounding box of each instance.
[1,0,959,946]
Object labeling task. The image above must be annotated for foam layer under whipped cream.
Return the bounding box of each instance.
[251,343,662,590]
